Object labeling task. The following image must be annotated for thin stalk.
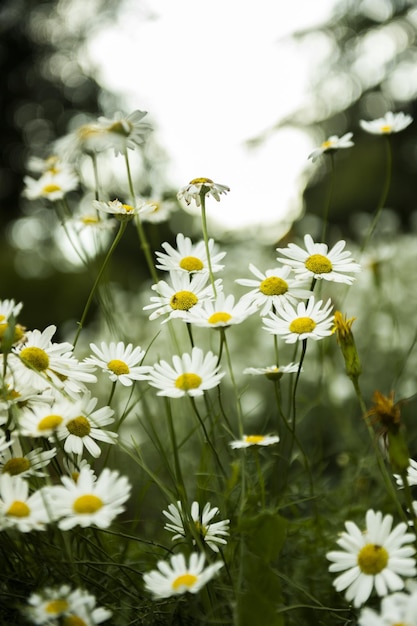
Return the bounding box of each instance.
[321,152,335,241]
[200,191,217,296]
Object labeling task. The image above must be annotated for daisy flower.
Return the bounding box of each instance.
[229,434,280,449]
[23,169,79,201]
[0,474,51,532]
[262,297,334,344]
[308,132,354,162]
[54,120,109,160]
[177,177,230,207]
[146,347,224,398]
[358,590,417,626]
[138,197,177,223]
[92,198,143,222]
[360,111,413,135]
[27,154,74,176]
[394,459,417,489]
[25,584,73,624]
[163,501,230,552]
[143,271,222,322]
[48,465,131,530]
[0,298,23,321]
[276,234,361,284]
[155,232,226,274]
[326,509,417,607]
[85,341,151,386]
[235,264,312,316]
[97,109,150,155]
[243,362,301,381]
[0,442,56,478]
[18,398,76,439]
[186,293,257,328]
[0,299,25,350]
[143,552,223,599]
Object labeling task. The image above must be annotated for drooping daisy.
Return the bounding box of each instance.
[394,458,417,489]
[276,234,361,284]
[0,474,51,532]
[163,501,230,553]
[23,169,79,201]
[97,109,150,155]
[143,552,223,599]
[155,233,226,274]
[143,271,221,322]
[326,509,417,607]
[360,111,413,135]
[229,434,280,449]
[308,132,354,162]
[186,293,257,328]
[85,341,151,386]
[243,362,301,380]
[138,197,177,223]
[48,465,131,530]
[358,590,417,626]
[92,198,143,222]
[235,264,312,316]
[177,177,230,207]
[262,297,334,344]
[146,347,224,398]
[0,441,56,478]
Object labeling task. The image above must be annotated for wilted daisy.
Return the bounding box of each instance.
[48,465,131,530]
[360,111,413,135]
[358,590,417,626]
[144,271,222,322]
[229,434,280,449]
[155,232,226,274]
[163,501,230,552]
[143,552,223,599]
[243,362,301,380]
[23,169,79,201]
[236,264,312,316]
[0,474,51,532]
[0,442,56,478]
[146,347,224,398]
[85,341,150,386]
[186,293,257,328]
[262,297,334,344]
[92,198,143,222]
[327,509,417,607]
[308,132,354,162]
[276,234,361,284]
[97,109,150,155]
[394,458,417,489]
[138,197,177,223]
[177,177,230,207]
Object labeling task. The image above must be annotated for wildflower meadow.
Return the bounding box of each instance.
[2,107,417,626]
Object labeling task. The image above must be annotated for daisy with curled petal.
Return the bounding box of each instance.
[326,509,417,608]
[177,177,230,207]
[243,362,301,381]
[262,297,334,344]
[186,293,258,328]
[394,458,417,489]
[236,264,312,316]
[0,474,51,532]
[276,234,361,284]
[92,198,143,222]
[163,501,230,552]
[155,232,226,274]
[143,551,223,599]
[0,441,56,478]
[308,132,354,162]
[146,346,224,398]
[360,111,413,135]
[48,465,131,530]
[97,109,151,155]
[358,589,417,626]
[85,341,151,386]
[229,434,280,449]
[143,271,222,322]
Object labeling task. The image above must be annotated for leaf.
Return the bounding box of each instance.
[239,510,288,563]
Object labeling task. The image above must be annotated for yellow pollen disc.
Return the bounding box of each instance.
[305,254,333,274]
[175,373,202,390]
[38,414,63,431]
[380,125,392,133]
[289,317,316,334]
[357,543,388,574]
[73,494,103,514]
[7,500,30,518]
[66,416,91,437]
[265,368,282,381]
[0,322,26,342]
[172,573,198,591]
[42,183,62,194]
[245,435,265,444]
[107,359,130,376]
[62,616,87,626]
[2,457,31,476]
[46,599,69,615]
[259,276,288,296]
[170,290,198,311]
[321,140,334,149]
[20,346,50,371]
[122,204,135,212]
[194,520,208,537]
[109,120,130,136]
[150,202,160,213]
[179,256,204,272]
[81,216,99,225]
[208,312,232,325]
[78,125,101,140]
[189,177,213,185]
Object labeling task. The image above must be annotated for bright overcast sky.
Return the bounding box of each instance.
[86,0,338,239]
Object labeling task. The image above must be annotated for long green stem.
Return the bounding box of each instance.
[200,191,217,296]
[321,152,335,241]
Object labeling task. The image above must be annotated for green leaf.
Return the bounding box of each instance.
[239,510,288,562]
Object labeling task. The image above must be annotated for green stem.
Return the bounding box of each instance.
[200,191,217,296]
[321,152,335,241]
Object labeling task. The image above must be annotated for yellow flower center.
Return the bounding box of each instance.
[289,317,316,334]
[175,373,202,390]
[208,312,232,325]
[0,322,25,343]
[108,120,131,136]
[245,435,265,444]
[189,177,213,185]
[122,204,135,212]
[170,291,198,311]
[42,183,62,194]
[7,500,30,518]
[38,414,63,431]
[179,256,204,272]
[73,494,103,514]
[172,573,198,591]
[62,616,87,626]
[2,457,31,476]
[259,276,288,296]
[46,599,69,615]
[20,346,50,371]
[194,520,208,537]
[357,544,389,574]
[265,367,283,381]
[107,359,130,376]
[380,124,393,133]
[66,416,91,437]
[305,254,333,274]
[81,216,100,225]
[321,140,334,149]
